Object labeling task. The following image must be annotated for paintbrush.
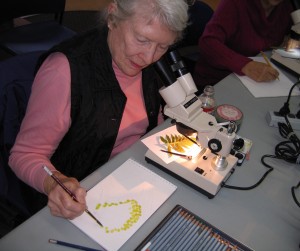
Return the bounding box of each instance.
[43,166,103,227]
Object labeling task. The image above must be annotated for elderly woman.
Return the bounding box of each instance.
[9,0,188,219]
[193,0,293,92]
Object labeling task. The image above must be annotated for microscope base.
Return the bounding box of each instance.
[145,149,237,199]
[271,51,300,76]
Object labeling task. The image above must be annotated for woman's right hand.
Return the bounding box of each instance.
[241,61,279,82]
[44,172,87,219]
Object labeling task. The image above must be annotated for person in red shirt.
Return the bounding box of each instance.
[193,0,293,92]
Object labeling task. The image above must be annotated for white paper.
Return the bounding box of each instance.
[70,158,176,251]
[235,56,300,98]
[141,125,203,164]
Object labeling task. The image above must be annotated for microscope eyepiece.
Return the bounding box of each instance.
[167,50,189,77]
[154,57,177,86]
[291,0,300,11]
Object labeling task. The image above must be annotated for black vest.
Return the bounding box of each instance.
[39,27,163,181]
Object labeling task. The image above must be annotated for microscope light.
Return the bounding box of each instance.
[286,37,300,52]
[275,48,300,59]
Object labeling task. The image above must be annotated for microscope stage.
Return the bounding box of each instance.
[145,149,237,198]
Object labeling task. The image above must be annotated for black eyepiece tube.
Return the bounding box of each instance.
[291,0,300,10]
[167,50,189,77]
[154,57,177,86]
[168,50,182,64]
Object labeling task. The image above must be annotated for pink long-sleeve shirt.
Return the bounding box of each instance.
[193,0,293,89]
[9,52,163,193]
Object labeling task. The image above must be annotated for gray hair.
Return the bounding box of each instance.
[102,0,188,40]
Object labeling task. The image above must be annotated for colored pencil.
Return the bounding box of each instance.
[260,51,279,80]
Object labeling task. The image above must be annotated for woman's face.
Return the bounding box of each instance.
[107,7,177,77]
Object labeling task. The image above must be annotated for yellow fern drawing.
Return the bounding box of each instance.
[95,199,142,234]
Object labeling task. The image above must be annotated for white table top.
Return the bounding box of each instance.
[1,73,300,251]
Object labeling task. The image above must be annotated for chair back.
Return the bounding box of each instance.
[176,1,214,73]
[0,51,44,236]
[0,0,76,55]
[182,1,214,47]
[0,0,66,24]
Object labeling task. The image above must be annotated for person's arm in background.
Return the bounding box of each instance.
[199,0,279,82]
[9,52,86,219]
